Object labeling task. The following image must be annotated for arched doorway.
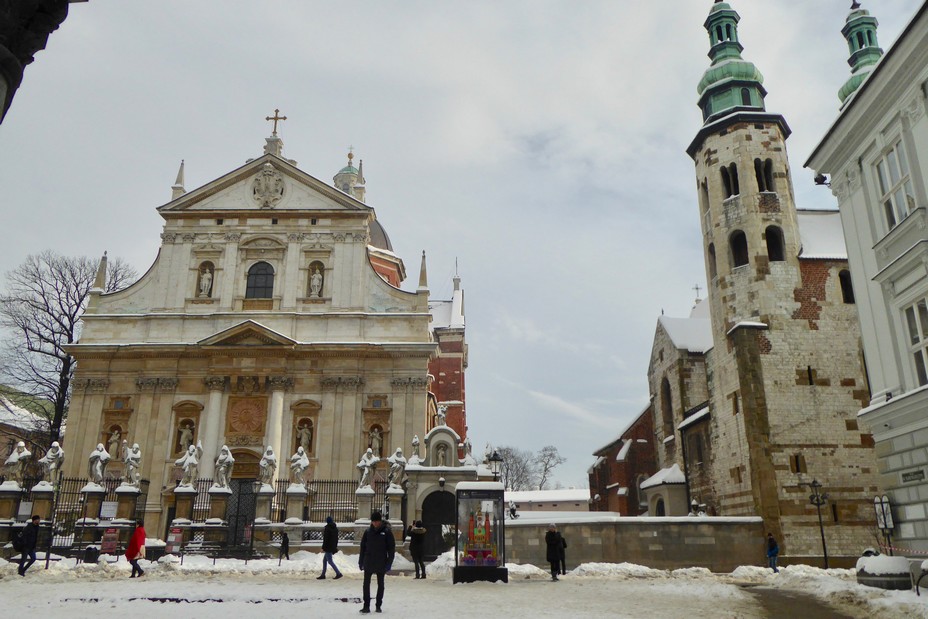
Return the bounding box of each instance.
[421,490,455,561]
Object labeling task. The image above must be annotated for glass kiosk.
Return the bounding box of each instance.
[453,481,508,584]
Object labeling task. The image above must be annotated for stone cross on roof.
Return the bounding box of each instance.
[265,108,287,136]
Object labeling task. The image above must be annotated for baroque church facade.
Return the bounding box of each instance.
[642,1,884,562]
[62,130,467,535]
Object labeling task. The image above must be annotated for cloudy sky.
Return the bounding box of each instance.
[0,1,921,488]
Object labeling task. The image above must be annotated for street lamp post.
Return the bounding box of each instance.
[806,479,829,569]
[488,450,503,482]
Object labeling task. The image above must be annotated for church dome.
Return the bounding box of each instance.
[338,164,359,175]
[369,218,393,252]
[697,59,764,97]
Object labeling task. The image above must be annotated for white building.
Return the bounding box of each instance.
[807,3,928,552]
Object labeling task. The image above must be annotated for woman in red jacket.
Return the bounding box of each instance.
[126,520,147,578]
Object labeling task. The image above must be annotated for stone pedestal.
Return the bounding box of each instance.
[207,486,231,523]
[0,482,23,543]
[30,482,56,521]
[172,486,197,524]
[285,484,307,525]
[255,484,276,524]
[386,486,405,541]
[355,486,375,539]
[78,483,107,542]
[115,485,141,522]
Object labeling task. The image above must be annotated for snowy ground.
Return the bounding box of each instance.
[2,551,927,618]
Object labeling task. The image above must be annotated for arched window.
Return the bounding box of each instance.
[708,243,718,280]
[245,261,275,299]
[725,24,733,41]
[754,158,775,192]
[728,163,740,196]
[839,270,855,304]
[856,32,864,49]
[689,434,704,465]
[730,230,749,268]
[715,26,723,43]
[764,159,774,192]
[655,498,666,517]
[765,226,785,262]
[721,167,732,198]
[866,30,874,46]
[637,475,649,508]
[661,376,674,435]
[741,88,751,106]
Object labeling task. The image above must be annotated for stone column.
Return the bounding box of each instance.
[200,376,226,478]
[267,376,292,481]
[386,486,405,541]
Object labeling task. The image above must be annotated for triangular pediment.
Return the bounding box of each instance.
[158,154,371,214]
[198,320,297,347]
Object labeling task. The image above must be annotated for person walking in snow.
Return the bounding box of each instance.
[126,519,147,578]
[17,514,41,576]
[766,532,780,573]
[545,523,563,581]
[407,520,427,579]
[318,516,343,579]
[358,511,395,613]
[280,531,290,562]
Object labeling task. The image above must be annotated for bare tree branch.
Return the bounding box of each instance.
[496,445,539,491]
[534,445,567,490]
[0,251,137,448]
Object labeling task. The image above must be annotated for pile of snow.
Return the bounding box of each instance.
[856,555,911,575]
[571,562,667,579]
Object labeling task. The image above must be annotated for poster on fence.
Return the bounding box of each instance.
[166,528,183,554]
[100,528,119,555]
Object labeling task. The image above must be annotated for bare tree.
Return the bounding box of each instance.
[534,445,566,490]
[0,251,137,449]
[496,445,539,491]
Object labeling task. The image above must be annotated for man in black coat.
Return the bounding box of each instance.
[318,516,343,579]
[18,514,40,576]
[406,520,427,579]
[358,511,395,614]
[545,523,563,581]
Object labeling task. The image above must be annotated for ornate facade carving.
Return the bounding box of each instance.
[252,162,285,208]
[288,233,305,242]
[182,233,196,243]
[204,376,226,392]
[390,376,429,389]
[136,377,159,391]
[159,378,179,390]
[904,94,926,124]
[321,376,365,391]
[268,375,294,391]
[74,378,110,393]
[225,232,242,242]
[160,232,178,244]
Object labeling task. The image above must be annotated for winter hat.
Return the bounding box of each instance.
[549,523,557,530]
[371,511,383,522]
[326,516,333,525]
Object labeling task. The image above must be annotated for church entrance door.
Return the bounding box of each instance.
[227,479,257,546]
[421,490,455,561]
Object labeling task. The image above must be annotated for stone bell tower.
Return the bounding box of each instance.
[684,1,880,561]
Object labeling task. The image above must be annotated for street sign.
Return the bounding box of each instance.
[874,495,894,530]
[165,527,183,554]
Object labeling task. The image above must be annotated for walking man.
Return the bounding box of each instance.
[545,523,563,581]
[766,532,780,574]
[18,514,40,576]
[358,511,395,614]
[318,516,343,579]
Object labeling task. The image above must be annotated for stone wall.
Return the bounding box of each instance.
[504,516,766,573]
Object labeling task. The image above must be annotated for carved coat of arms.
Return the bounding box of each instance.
[252,162,284,208]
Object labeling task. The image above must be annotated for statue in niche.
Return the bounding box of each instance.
[289,446,310,486]
[87,443,110,485]
[387,448,407,488]
[356,447,379,489]
[309,267,323,298]
[175,440,203,487]
[411,434,420,459]
[107,429,122,460]
[38,441,64,483]
[258,446,277,486]
[436,405,447,427]
[177,420,195,454]
[214,445,235,489]
[369,427,383,457]
[296,422,313,454]
[122,441,142,488]
[436,443,447,467]
[4,441,32,486]
[198,266,213,298]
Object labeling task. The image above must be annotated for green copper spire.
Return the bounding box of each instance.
[838,1,883,105]
[696,1,766,124]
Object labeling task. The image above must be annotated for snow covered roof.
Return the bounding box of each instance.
[677,404,710,431]
[506,488,591,503]
[593,403,651,455]
[640,464,686,489]
[658,299,713,354]
[428,278,464,330]
[616,439,632,462]
[0,392,47,433]
[587,456,605,474]
[797,209,847,260]
[457,481,504,491]
[726,320,768,336]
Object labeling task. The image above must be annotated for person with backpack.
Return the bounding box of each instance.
[766,532,780,574]
[126,519,147,578]
[317,516,342,579]
[16,515,41,576]
[406,520,427,579]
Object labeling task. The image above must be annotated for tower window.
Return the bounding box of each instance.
[789,453,807,474]
[730,230,749,268]
[708,243,718,280]
[661,376,674,436]
[765,226,785,262]
[866,30,874,46]
[721,164,740,198]
[715,25,724,43]
[245,261,274,299]
[754,158,775,192]
[839,270,855,304]
[741,88,751,107]
[725,24,733,41]
[857,32,864,49]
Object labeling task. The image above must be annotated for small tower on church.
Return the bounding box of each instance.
[838,1,883,105]
[333,149,366,203]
